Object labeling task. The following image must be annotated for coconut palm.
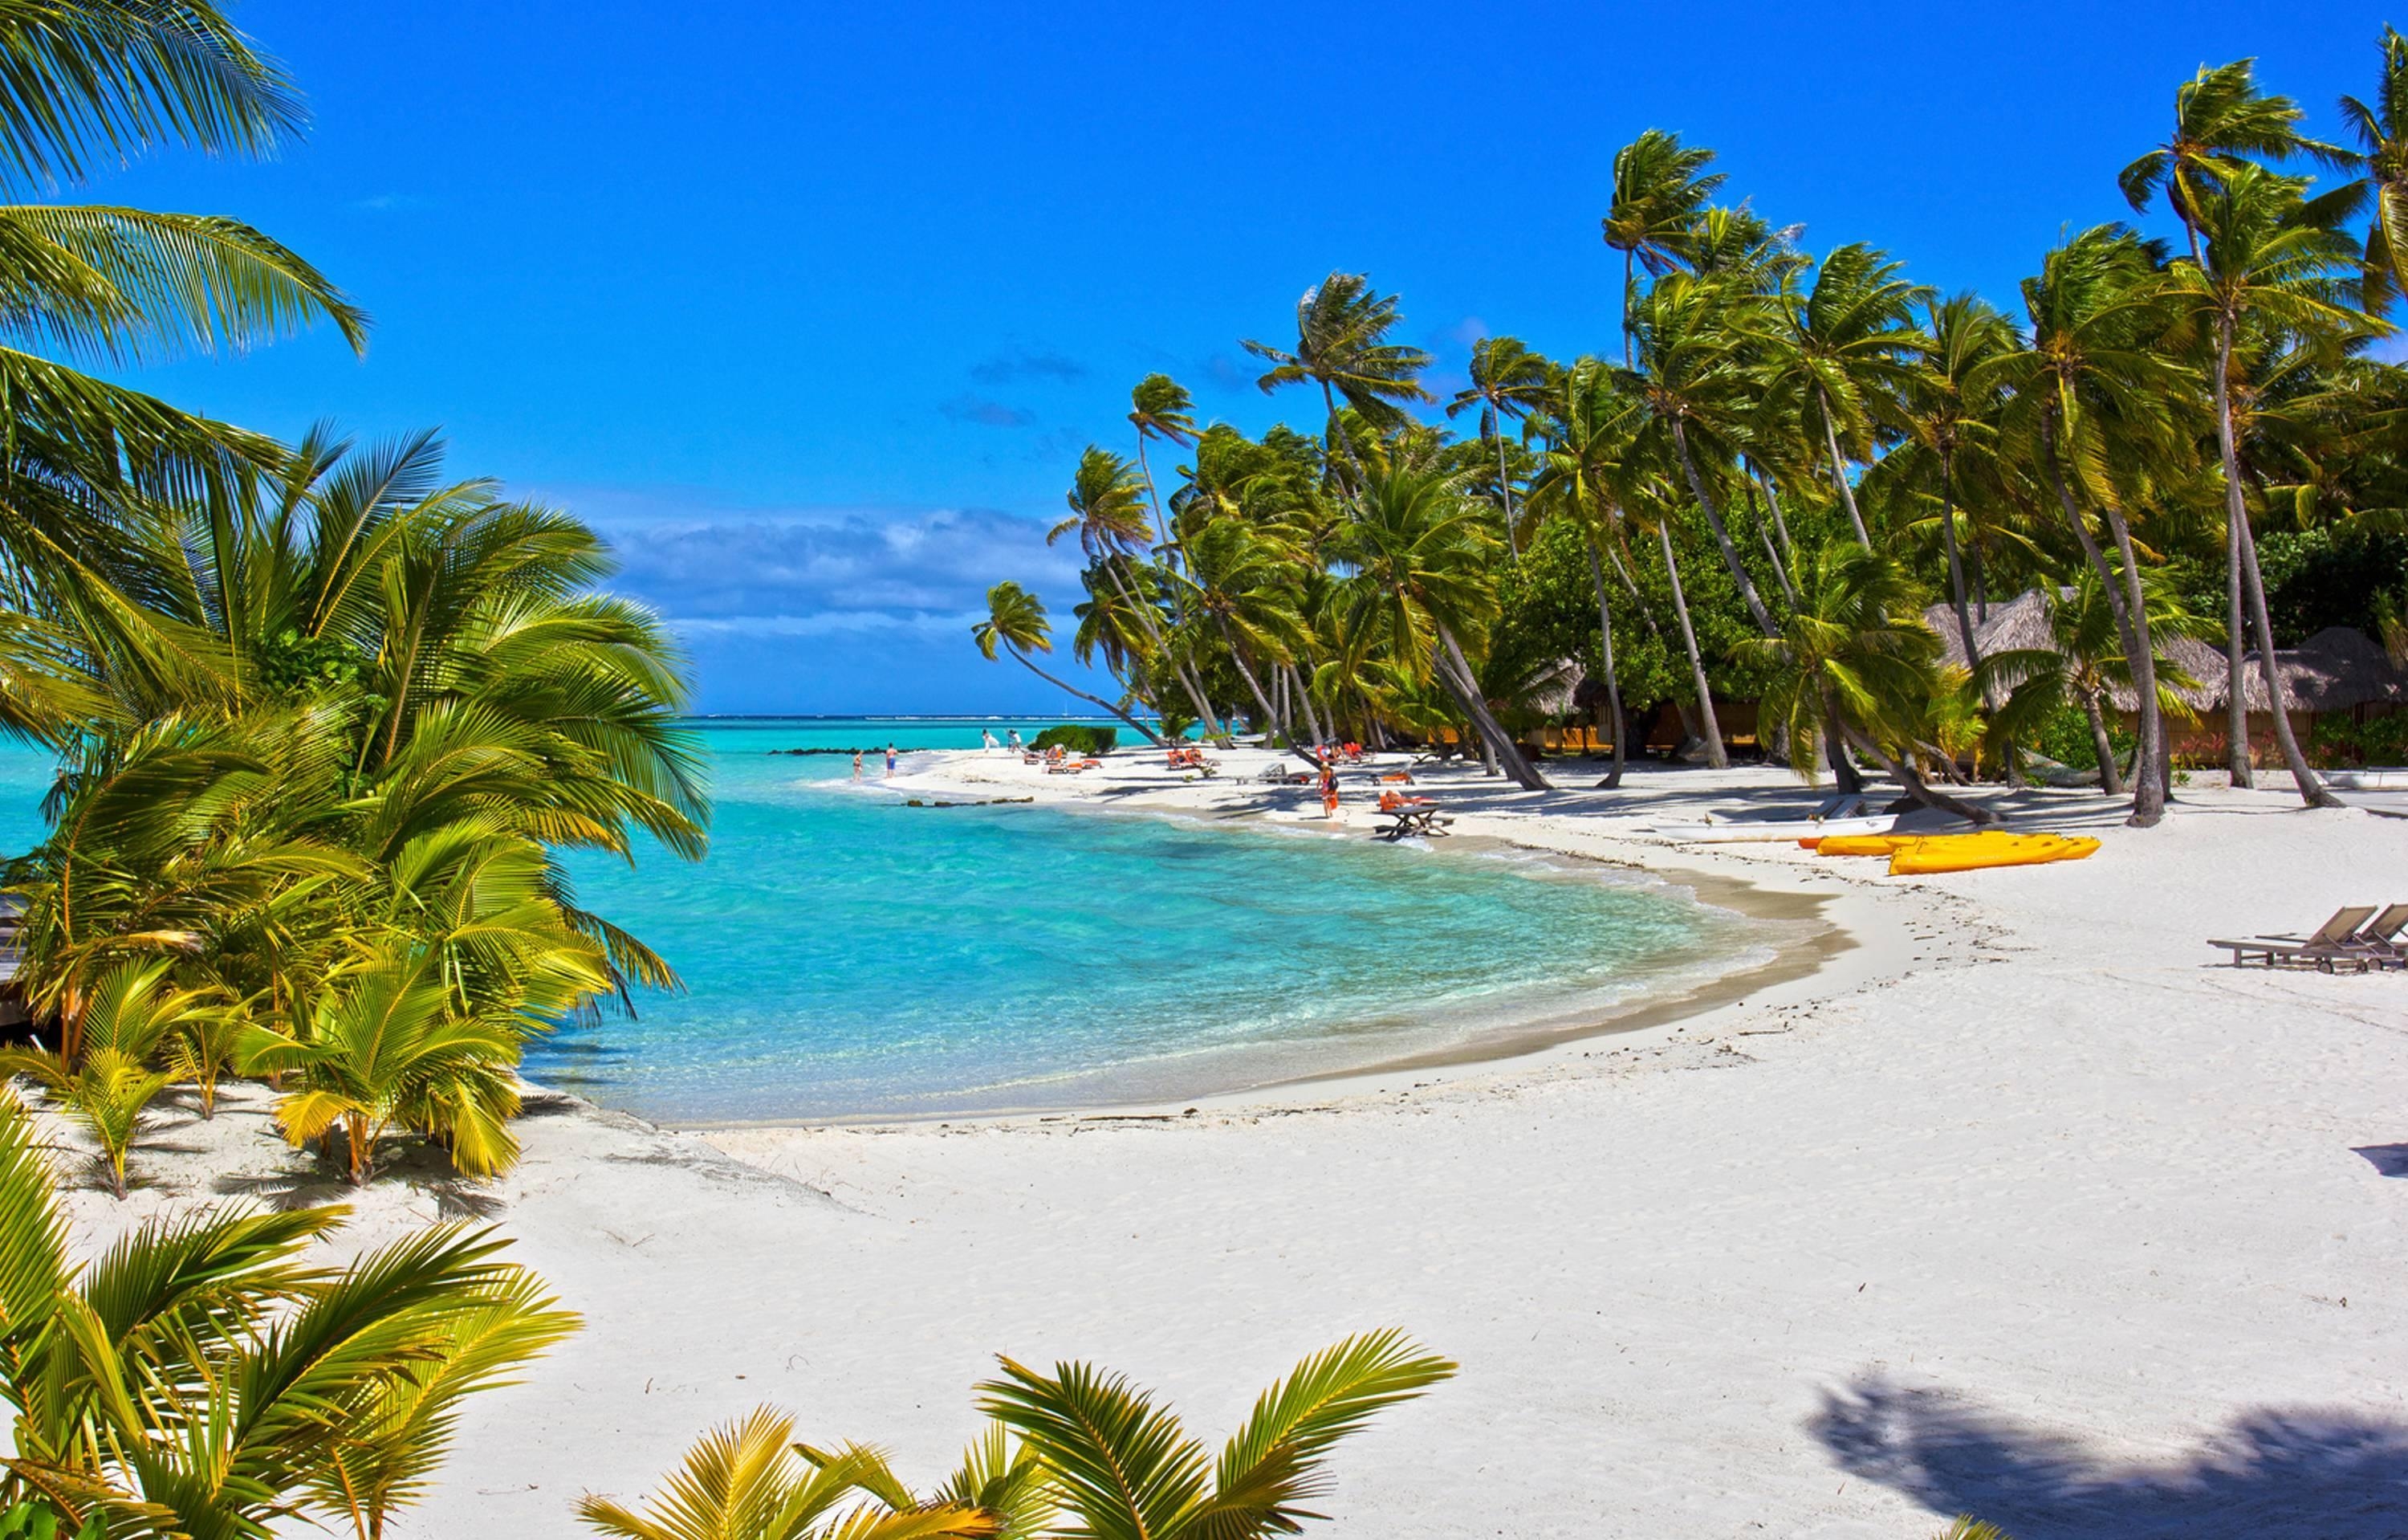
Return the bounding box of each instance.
[973,582,1165,746]
[1735,538,1993,821]
[1445,335,1553,555]
[1602,130,1725,364]
[2119,57,2340,264]
[0,959,224,1196]
[1327,466,1549,788]
[0,2,368,646]
[1129,373,1198,547]
[1170,514,1313,752]
[576,1409,1023,1540]
[238,944,527,1184]
[1051,446,1224,739]
[1976,226,2192,825]
[2166,165,2368,808]
[1527,358,1643,786]
[1982,568,2215,797]
[2338,27,2408,310]
[1755,242,1932,546]
[978,1330,1454,1540]
[0,1088,576,1538]
[1243,273,1433,480]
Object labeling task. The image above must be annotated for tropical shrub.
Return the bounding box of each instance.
[1030,724,1118,756]
[580,1331,1453,1540]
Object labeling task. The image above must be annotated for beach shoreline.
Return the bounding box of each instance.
[43,748,2408,1538]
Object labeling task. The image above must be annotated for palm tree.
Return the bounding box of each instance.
[973,582,1165,746]
[238,943,527,1184]
[0,959,222,1196]
[1129,373,1198,547]
[2166,165,2366,808]
[1617,274,1782,641]
[1876,293,2018,685]
[2119,58,2339,264]
[1052,446,1224,740]
[1755,242,1931,546]
[1527,358,1641,786]
[0,2,368,640]
[1171,514,1314,754]
[1977,226,2191,825]
[1602,130,1725,365]
[1445,336,1552,555]
[2337,26,2408,310]
[1327,466,1550,788]
[1243,273,1433,481]
[0,1088,576,1538]
[1735,538,1994,821]
[1982,568,2215,797]
[978,1330,1454,1540]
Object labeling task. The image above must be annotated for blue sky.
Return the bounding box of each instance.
[98,0,2406,713]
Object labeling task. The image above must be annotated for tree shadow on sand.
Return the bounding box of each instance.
[1810,1373,2408,1538]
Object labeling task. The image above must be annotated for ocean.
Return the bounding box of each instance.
[0,717,1771,1122]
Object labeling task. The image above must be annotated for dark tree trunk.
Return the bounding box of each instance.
[1434,627,1551,790]
[1817,389,1873,545]
[2082,691,2124,797]
[1582,532,1627,789]
[1653,518,1728,769]
[1010,650,1165,746]
[1671,418,1780,638]
[2039,411,2162,825]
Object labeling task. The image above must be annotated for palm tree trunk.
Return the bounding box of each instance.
[1936,455,1989,707]
[2038,411,2162,825]
[2082,690,2125,796]
[1320,380,1364,489]
[2211,319,2283,798]
[1816,388,1873,545]
[1285,661,1327,748]
[1819,688,1865,795]
[1101,557,1215,738]
[1653,517,1728,769]
[1670,418,1779,638]
[1007,648,1166,747]
[1491,413,1520,560]
[1581,532,1627,789]
[1841,722,1998,824]
[2098,501,2167,825]
[2231,471,2341,809]
[1743,480,1797,605]
[1434,627,1551,790]
[1623,249,1637,368]
[1755,471,1798,566]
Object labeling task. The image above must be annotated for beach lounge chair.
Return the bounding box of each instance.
[2260,902,2408,968]
[1376,805,1452,841]
[2209,905,2379,971]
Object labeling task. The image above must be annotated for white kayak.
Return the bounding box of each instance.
[1644,813,1898,843]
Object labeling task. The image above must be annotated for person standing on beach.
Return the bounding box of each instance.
[885,743,898,777]
[982,727,999,752]
[851,751,863,780]
[1007,728,1023,753]
[1319,752,1340,819]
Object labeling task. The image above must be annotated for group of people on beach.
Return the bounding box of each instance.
[980,727,1023,754]
[849,744,901,780]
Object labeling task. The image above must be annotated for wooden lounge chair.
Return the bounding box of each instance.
[1376,806,1453,841]
[2261,902,2408,968]
[2210,905,2378,971]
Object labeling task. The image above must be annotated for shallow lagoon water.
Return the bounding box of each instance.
[0,718,1775,1123]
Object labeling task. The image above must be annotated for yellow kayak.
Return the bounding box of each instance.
[1814,833,1921,858]
[1888,833,2100,874]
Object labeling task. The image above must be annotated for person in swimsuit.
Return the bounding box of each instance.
[884,744,898,777]
[851,751,863,780]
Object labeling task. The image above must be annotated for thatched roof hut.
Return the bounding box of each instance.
[1925,588,2408,716]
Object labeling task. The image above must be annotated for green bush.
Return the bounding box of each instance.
[2034,701,2132,772]
[1031,724,1117,756]
[2312,711,2408,768]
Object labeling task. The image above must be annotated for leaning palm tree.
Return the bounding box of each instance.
[972,582,1165,746]
[1326,466,1550,788]
[1445,335,1553,554]
[1601,129,1725,364]
[1128,373,1198,547]
[1243,273,1433,481]
[1975,226,2192,826]
[1735,538,1993,821]
[0,1088,576,1538]
[1527,358,1643,786]
[2166,165,2366,809]
[1753,242,1931,546]
[2337,26,2408,310]
[2119,57,2340,264]
[1051,446,1222,739]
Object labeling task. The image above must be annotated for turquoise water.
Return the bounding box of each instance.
[0,718,1770,1122]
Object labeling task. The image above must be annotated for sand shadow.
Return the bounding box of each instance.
[2351,1143,2408,1176]
[212,1168,352,1211]
[1810,1372,2408,1538]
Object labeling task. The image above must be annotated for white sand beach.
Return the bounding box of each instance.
[47,752,2408,1537]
